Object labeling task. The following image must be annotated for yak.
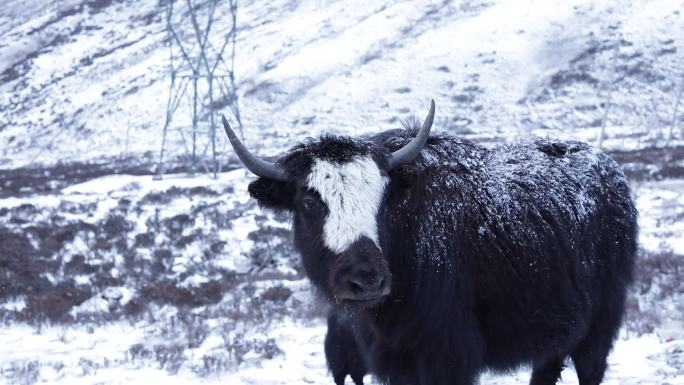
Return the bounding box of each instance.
[221,100,638,385]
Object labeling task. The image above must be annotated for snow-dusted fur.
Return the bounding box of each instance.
[325,308,368,385]
[307,157,388,253]
[246,126,638,385]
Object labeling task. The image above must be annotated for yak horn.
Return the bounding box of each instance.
[221,116,288,181]
[387,99,435,169]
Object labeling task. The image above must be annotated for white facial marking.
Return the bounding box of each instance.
[307,156,388,253]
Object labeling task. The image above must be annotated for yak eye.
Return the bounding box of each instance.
[302,197,317,211]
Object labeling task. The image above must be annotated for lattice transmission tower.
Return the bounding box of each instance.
[156,0,242,179]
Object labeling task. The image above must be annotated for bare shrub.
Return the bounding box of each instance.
[1,360,40,385]
[632,250,683,298]
[0,228,51,299]
[193,353,233,377]
[176,312,210,348]
[22,281,92,322]
[154,344,185,374]
[259,285,292,303]
[101,214,134,238]
[162,214,194,236]
[625,249,684,335]
[128,343,153,361]
[78,358,98,376]
[222,334,283,366]
[64,254,95,275]
[127,277,235,315]
[134,232,155,248]
[128,343,186,374]
[6,204,39,225]
[247,225,297,271]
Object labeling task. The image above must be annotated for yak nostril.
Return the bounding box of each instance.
[347,272,385,295]
[349,279,364,294]
[366,271,385,291]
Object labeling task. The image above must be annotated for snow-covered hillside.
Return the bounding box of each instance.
[1,0,683,384]
[1,0,683,168]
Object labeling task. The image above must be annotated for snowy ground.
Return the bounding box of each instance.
[1,0,683,384]
[0,319,683,385]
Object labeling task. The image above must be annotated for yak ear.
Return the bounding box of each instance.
[248,177,295,211]
[387,164,419,189]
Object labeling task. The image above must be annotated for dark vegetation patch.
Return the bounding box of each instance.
[139,185,220,205]
[162,214,195,236]
[26,220,96,256]
[102,214,134,238]
[259,285,292,303]
[0,171,300,324]
[190,200,253,231]
[64,255,95,275]
[0,46,41,85]
[225,337,283,364]
[134,232,155,248]
[78,34,149,67]
[207,282,298,332]
[0,156,238,199]
[123,284,290,375]
[1,360,40,385]
[0,228,53,299]
[25,0,121,35]
[124,278,236,316]
[530,37,635,103]
[128,332,282,376]
[0,211,128,322]
[128,343,185,374]
[0,157,154,198]
[28,4,83,36]
[209,93,236,111]
[248,225,298,272]
[624,249,684,335]
[85,0,118,14]
[0,185,252,323]
[4,204,39,224]
[22,282,92,322]
[607,145,684,181]
[548,70,599,89]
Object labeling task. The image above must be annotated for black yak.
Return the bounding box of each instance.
[221,100,638,385]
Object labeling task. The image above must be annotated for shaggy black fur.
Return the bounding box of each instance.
[325,308,368,385]
[247,126,638,385]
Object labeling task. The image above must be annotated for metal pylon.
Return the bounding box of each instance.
[156,0,242,179]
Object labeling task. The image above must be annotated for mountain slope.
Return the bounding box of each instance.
[1,0,682,169]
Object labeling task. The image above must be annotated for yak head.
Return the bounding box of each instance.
[222,100,434,307]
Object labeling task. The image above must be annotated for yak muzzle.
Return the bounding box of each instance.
[331,238,392,306]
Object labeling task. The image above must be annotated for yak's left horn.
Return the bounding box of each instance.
[222,116,288,181]
[387,99,435,169]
